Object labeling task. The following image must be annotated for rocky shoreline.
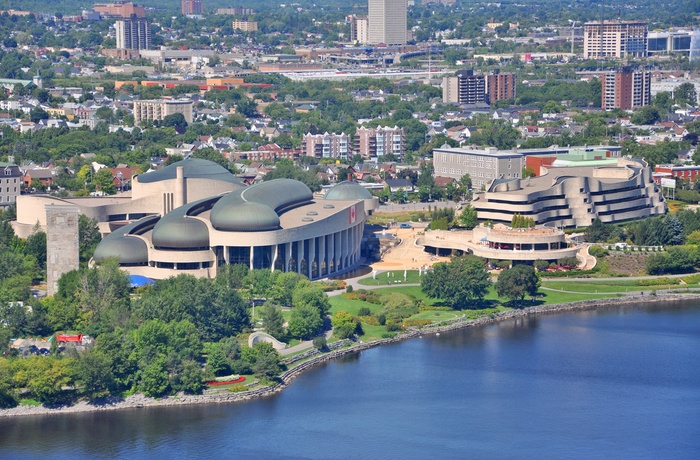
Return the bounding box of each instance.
[2,292,698,418]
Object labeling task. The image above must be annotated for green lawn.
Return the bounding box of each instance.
[329,295,382,315]
[542,280,699,294]
[331,281,630,343]
[358,270,423,286]
[358,324,391,341]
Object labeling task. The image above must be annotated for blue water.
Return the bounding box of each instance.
[1,301,699,459]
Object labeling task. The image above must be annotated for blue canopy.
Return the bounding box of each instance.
[128,274,155,288]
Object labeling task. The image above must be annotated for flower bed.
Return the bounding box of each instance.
[205,376,246,386]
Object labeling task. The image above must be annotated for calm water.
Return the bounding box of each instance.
[2,301,700,460]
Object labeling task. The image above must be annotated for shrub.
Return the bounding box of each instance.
[334,324,357,339]
[380,332,396,339]
[313,336,327,350]
[385,322,402,332]
[358,307,371,317]
[588,245,609,258]
[496,260,511,270]
[377,313,386,325]
[402,319,432,328]
[534,260,550,272]
[346,285,353,293]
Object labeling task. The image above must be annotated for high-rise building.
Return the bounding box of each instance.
[368,0,407,45]
[354,126,405,161]
[583,21,648,59]
[94,2,146,18]
[182,0,203,15]
[601,67,651,110]
[232,20,258,32]
[442,70,486,104]
[133,99,194,126]
[215,7,254,15]
[303,132,351,160]
[486,70,516,103]
[350,15,369,44]
[115,17,151,50]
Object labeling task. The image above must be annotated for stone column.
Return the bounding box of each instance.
[45,205,80,297]
[308,238,315,279]
[285,242,292,272]
[271,244,278,273]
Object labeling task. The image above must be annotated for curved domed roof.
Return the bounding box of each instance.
[325,181,373,200]
[211,201,280,232]
[210,179,312,232]
[93,235,149,265]
[136,158,243,186]
[152,216,210,249]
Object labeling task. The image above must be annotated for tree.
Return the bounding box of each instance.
[25,229,46,270]
[162,112,188,129]
[421,256,491,309]
[631,106,661,125]
[170,359,203,394]
[72,350,114,400]
[291,282,330,317]
[288,303,323,339]
[139,356,169,397]
[29,107,49,123]
[674,82,697,106]
[78,215,101,264]
[495,265,540,305]
[332,311,361,339]
[259,302,285,339]
[241,342,281,379]
[93,168,117,195]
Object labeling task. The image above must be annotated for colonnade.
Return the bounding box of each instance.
[220,222,364,280]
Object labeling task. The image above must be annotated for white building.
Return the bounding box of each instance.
[368,0,407,45]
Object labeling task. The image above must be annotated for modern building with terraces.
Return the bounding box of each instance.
[471,157,666,228]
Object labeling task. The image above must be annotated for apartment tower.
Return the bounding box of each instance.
[115,17,151,50]
[601,67,651,110]
[368,0,407,45]
[442,70,486,104]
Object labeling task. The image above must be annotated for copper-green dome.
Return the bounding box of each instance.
[210,179,312,232]
[152,216,210,249]
[93,218,154,265]
[136,158,243,186]
[325,181,373,200]
[211,201,280,232]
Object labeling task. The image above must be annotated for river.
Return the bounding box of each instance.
[1,301,699,459]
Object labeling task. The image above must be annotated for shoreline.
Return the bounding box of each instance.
[2,292,699,418]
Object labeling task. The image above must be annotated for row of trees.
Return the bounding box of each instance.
[421,255,540,308]
[586,211,700,248]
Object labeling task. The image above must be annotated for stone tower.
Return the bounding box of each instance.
[45,205,80,297]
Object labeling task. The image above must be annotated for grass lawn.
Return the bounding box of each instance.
[358,270,423,286]
[330,280,631,343]
[329,295,382,315]
[536,289,621,304]
[542,279,700,294]
[359,324,390,341]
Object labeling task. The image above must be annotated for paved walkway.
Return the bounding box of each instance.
[279,329,333,356]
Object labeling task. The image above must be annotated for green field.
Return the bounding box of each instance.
[357,270,423,285]
[542,279,700,294]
